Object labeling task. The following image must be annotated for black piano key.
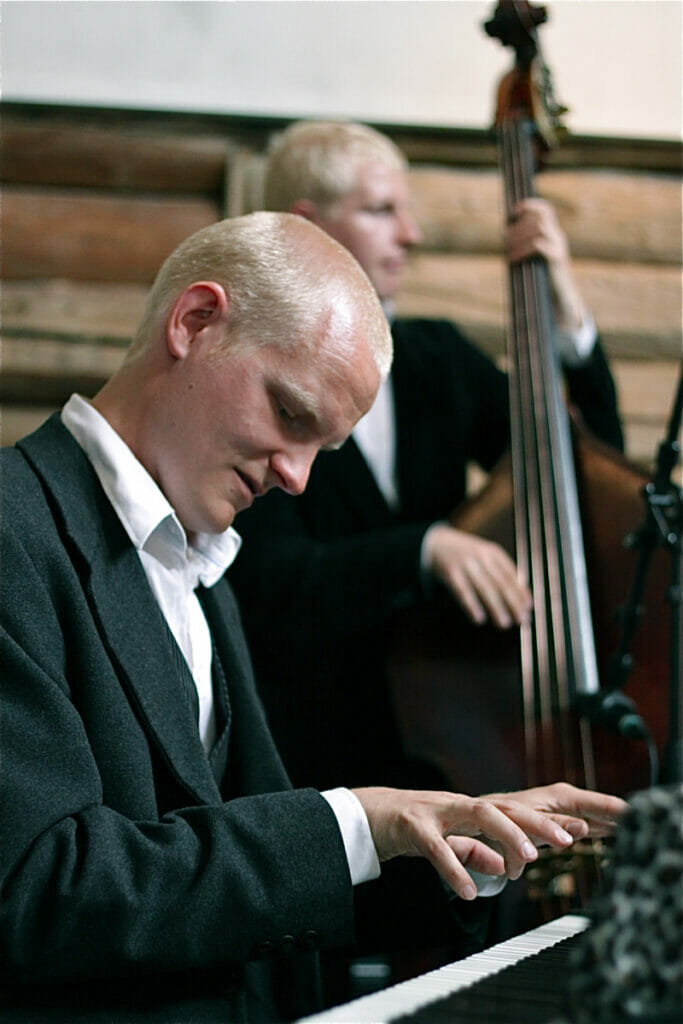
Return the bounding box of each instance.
[393,932,580,1023]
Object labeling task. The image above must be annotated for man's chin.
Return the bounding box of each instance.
[376,279,401,305]
[192,505,239,539]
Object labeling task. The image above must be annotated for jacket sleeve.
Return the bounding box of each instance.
[563,339,625,451]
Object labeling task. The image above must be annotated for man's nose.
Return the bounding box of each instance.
[397,209,422,247]
[268,446,316,496]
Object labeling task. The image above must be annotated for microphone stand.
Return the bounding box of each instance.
[605,362,682,785]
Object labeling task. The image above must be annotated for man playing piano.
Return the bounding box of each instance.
[1,212,626,1023]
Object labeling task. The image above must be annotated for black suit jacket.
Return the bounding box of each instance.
[1,415,473,1023]
[229,318,624,792]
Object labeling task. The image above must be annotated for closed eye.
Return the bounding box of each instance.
[274,397,315,438]
[365,202,395,216]
[277,401,347,453]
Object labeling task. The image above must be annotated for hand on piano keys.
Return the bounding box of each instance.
[351,782,627,901]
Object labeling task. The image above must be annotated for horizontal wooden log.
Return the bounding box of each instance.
[0,121,231,194]
[0,337,125,403]
[391,128,683,175]
[4,103,681,173]
[408,167,682,265]
[1,188,221,282]
[397,253,682,360]
[2,281,147,341]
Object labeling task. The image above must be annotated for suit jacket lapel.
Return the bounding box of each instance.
[89,551,221,804]
[19,416,221,806]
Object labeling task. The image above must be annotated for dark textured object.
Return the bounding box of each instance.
[568,785,683,1022]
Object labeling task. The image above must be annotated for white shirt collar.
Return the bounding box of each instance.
[61,394,241,587]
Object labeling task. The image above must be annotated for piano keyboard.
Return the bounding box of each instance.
[296,913,589,1023]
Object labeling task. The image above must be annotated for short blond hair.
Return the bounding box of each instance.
[128,211,392,378]
[264,120,407,213]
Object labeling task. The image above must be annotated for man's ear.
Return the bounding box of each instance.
[289,199,322,225]
[166,281,229,359]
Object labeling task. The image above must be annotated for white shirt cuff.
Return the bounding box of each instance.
[555,314,597,366]
[322,787,381,885]
[420,521,447,573]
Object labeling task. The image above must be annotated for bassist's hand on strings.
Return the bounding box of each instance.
[423,522,532,628]
[506,197,591,337]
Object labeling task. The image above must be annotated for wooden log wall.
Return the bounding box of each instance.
[2,103,681,486]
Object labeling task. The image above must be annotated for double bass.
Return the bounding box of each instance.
[387,0,672,903]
